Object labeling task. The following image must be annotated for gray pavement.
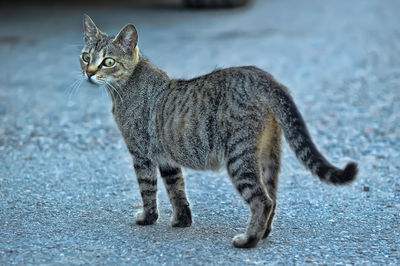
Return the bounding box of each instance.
[0,0,399,264]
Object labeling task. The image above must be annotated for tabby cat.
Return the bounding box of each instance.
[79,15,357,248]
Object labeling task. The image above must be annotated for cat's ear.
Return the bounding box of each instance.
[83,14,101,42]
[112,24,138,54]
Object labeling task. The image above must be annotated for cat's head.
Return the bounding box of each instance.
[80,14,139,85]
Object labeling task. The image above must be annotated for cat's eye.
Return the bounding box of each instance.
[103,58,115,67]
[82,53,90,63]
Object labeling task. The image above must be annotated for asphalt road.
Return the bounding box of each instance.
[1,0,399,264]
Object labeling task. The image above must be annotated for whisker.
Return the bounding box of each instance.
[100,85,107,103]
[71,80,83,99]
[65,79,80,99]
[73,79,83,97]
[104,83,116,104]
[65,78,83,100]
[105,81,124,104]
[112,82,124,103]
[101,85,113,105]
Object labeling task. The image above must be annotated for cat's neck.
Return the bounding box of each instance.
[108,54,170,110]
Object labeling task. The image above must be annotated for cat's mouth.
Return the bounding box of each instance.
[87,78,101,86]
[85,74,103,87]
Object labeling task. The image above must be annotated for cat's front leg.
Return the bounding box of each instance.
[134,161,159,225]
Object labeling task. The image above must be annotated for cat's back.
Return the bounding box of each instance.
[155,65,274,170]
[170,65,268,91]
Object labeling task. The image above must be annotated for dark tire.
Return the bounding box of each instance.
[184,0,250,8]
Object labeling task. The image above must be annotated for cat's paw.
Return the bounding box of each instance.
[135,210,158,225]
[232,234,259,248]
[171,206,192,227]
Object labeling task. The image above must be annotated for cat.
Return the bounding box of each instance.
[79,14,358,248]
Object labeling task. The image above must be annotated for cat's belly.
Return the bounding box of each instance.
[164,148,224,171]
[159,115,224,171]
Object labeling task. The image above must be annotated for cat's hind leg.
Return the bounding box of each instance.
[227,148,273,248]
[260,136,281,239]
[159,165,192,227]
[257,114,282,239]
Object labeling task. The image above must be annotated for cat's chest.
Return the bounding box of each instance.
[112,104,149,142]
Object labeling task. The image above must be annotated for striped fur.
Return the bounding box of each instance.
[80,16,358,249]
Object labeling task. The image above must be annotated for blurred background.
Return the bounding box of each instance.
[0,0,399,264]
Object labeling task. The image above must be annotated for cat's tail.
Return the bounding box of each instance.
[261,75,358,185]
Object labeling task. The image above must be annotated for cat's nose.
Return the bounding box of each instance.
[86,71,95,79]
[86,65,98,79]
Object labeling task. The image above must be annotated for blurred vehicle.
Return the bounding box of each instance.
[0,0,251,8]
[183,0,250,8]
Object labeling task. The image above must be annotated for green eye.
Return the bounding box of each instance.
[82,52,90,63]
[103,58,115,67]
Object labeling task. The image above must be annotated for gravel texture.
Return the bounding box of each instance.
[0,0,399,264]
